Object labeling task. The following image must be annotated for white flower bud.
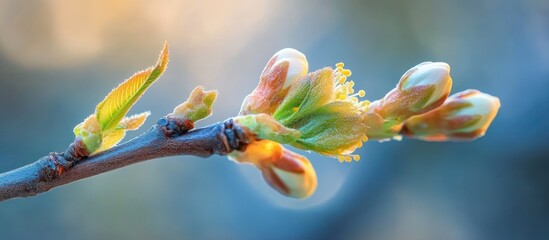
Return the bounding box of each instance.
[240,48,309,115]
[365,62,454,140]
[399,62,452,108]
[267,149,317,199]
[448,90,500,134]
[402,89,501,141]
[267,48,308,89]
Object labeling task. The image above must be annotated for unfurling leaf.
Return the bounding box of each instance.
[95,129,125,153]
[119,111,151,130]
[95,42,169,133]
[93,111,151,153]
[269,67,368,159]
[74,43,167,154]
[293,101,366,156]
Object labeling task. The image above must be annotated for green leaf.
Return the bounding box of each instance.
[93,111,151,153]
[95,42,169,133]
[273,68,333,126]
[118,111,151,130]
[94,129,125,153]
[292,101,366,155]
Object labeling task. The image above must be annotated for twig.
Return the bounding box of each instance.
[0,118,250,202]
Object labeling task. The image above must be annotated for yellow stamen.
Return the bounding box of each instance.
[345,156,352,162]
[338,75,347,85]
[292,107,299,112]
[360,101,370,109]
[327,62,372,162]
[341,69,352,77]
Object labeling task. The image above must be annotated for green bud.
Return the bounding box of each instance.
[170,86,218,122]
[73,115,102,153]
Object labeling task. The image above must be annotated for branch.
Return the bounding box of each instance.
[0,118,250,202]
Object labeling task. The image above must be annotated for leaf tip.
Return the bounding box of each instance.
[156,41,169,72]
[121,111,151,130]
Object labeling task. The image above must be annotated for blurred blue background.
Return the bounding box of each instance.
[0,0,547,239]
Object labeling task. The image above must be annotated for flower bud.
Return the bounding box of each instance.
[401,89,500,141]
[272,48,309,89]
[399,62,452,108]
[364,62,453,140]
[240,48,308,115]
[229,140,317,199]
[377,62,452,119]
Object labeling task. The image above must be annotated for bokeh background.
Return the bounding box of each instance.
[0,0,547,239]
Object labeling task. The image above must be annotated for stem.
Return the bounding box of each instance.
[0,118,250,202]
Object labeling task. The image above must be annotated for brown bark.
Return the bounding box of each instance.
[0,118,250,202]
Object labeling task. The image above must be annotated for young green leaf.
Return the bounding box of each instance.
[95,129,125,153]
[119,111,151,130]
[95,42,169,133]
[94,111,151,153]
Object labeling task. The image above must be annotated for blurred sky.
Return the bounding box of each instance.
[0,0,548,239]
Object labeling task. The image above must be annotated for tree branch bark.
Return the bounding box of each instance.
[0,118,250,202]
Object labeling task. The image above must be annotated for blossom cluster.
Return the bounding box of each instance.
[230,48,500,198]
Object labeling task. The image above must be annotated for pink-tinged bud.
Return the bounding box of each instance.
[270,48,308,89]
[378,62,452,118]
[401,89,501,141]
[240,48,308,115]
[364,62,453,140]
[399,62,452,108]
[228,140,317,199]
